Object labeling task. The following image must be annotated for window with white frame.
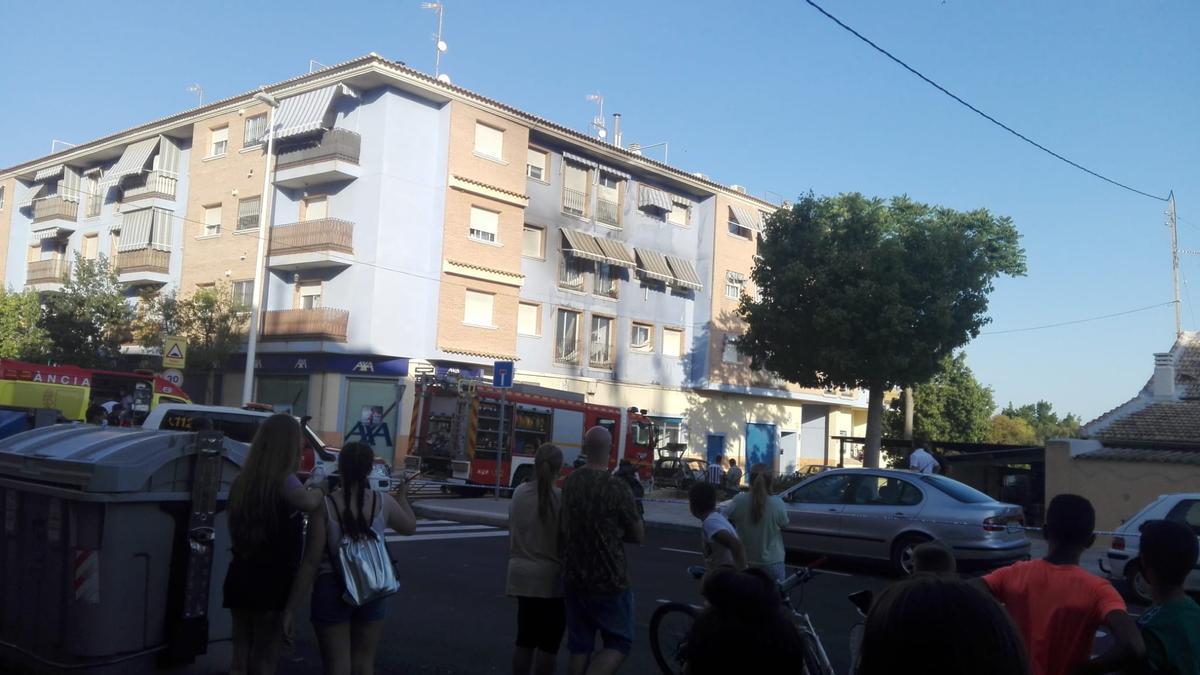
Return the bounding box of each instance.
[522,225,544,258]
[650,416,683,446]
[725,271,746,300]
[237,196,261,231]
[589,315,614,368]
[631,322,653,352]
[474,122,504,160]
[469,206,500,243]
[728,210,752,239]
[663,327,684,357]
[596,173,622,226]
[243,115,267,147]
[302,195,328,221]
[558,255,589,291]
[232,280,253,310]
[203,204,222,236]
[554,309,581,363]
[517,302,541,336]
[722,335,740,363]
[81,234,98,260]
[298,282,323,309]
[209,126,228,157]
[668,199,690,226]
[463,289,495,326]
[83,172,101,218]
[594,263,619,299]
[526,147,548,181]
[562,162,589,217]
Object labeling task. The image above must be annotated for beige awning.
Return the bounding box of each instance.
[634,248,673,283]
[638,185,673,212]
[666,255,703,290]
[729,204,763,231]
[560,229,606,263]
[34,164,64,182]
[594,237,636,269]
[102,137,161,186]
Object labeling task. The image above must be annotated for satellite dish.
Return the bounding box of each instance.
[437,73,452,84]
[597,128,607,139]
[437,40,448,53]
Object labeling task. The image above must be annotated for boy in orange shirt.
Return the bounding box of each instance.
[975,494,1144,675]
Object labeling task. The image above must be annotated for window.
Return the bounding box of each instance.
[589,315,614,368]
[722,335,740,363]
[1167,500,1200,536]
[474,122,504,160]
[596,173,622,226]
[27,244,39,262]
[526,148,548,181]
[298,282,323,310]
[668,200,690,226]
[652,417,683,445]
[919,475,992,504]
[203,204,222,236]
[209,126,228,157]
[729,211,753,239]
[302,195,328,221]
[558,256,589,291]
[0,185,5,210]
[237,196,261,231]
[594,263,619,299]
[725,271,746,300]
[786,474,852,504]
[232,280,254,310]
[243,114,267,147]
[517,302,541,336]
[554,309,581,363]
[469,206,500,243]
[81,234,98,260]
[663,327,684,357]
[110,231,120,255]
[562,162,589,217]
[522,225,544,258]
[631,323,653,352]
[463,290,494,326]
[845,476,923,507]
[83,172,101,218]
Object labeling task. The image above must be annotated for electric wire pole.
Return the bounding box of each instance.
[1168,191,1181,337]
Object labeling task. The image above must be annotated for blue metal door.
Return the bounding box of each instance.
[705,434,725,464]
[746,423,777,472]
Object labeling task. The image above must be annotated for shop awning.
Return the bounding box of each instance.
[33,164,64,182]
[101,137,161,186]
[638,185,673,212]
[729,203,762,231]
[560,228,606,263]
[271,83,358,140]
[665,255,703,290]
[634,248,673,283]
[594,237,636,269]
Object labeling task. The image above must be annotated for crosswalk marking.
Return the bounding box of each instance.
[385,518,507,543]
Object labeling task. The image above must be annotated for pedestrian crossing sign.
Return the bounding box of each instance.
[162,336,187,369]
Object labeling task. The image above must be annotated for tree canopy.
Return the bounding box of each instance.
[136,284,244,403]
[997,400,1081,444]
[0,288,51,361]
[884,352,995,443]
[738,192,1025,466]
[39,255,133,368]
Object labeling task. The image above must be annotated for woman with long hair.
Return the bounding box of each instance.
[287,442,417,675]
[506,444,566,675]
[722,463,789,581]
[224,413,328,675]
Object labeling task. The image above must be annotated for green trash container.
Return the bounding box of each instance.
[0,423,248,674]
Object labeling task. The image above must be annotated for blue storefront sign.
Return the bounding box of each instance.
[227,354,409,376]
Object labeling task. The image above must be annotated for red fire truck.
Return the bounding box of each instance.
[403,370,657,490]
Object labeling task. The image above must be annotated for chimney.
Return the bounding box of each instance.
[611,113,622,148]
[1152,352,1176,399]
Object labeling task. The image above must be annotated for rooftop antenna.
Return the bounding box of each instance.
[187,84,204,106]
[586,93,606,140]
[421,2,447,77]
[628,141,667,162]
[309,59,327,73]
[50,140,76,153]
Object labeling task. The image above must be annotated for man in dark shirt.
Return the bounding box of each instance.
[560,426,645,675]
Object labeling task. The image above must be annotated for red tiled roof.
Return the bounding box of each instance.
[1085,332,1200,445]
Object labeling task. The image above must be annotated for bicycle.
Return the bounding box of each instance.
[649,562,834,675]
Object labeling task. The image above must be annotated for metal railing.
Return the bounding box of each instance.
[562,188,587,217]
[554,339,582,365]
[276,128,362,169]
[26,258,68,285]
[596,198,620,226]
[31,196,79,224]
[269,219,354,256]
[116,248,170,275]
[263,307,349,342]
[121,171,178,202]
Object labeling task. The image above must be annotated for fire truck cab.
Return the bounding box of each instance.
[404,371,656,490]
[0,359,191,426]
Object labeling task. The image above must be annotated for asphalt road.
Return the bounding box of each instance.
[278,520,893,674]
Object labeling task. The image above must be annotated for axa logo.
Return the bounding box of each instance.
[352,361,375,373]
[294,359,309,370]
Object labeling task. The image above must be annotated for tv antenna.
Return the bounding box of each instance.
[586,93,606,139]
[187,84,204,106]
[421,2,448,77]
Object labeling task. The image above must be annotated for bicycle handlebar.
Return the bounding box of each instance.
[779,556,827,595]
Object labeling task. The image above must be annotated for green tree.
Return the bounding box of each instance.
[988,414,1039,445]
[739,193,1025,466]
[1000,400,1081,443]
[177,284,245,404]
[884,352,996,443]
[0,288,51,361]
[39,255,133,368]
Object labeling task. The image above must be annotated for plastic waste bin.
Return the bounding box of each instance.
[0,423,247,674]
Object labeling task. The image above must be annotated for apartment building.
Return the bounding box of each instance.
[0,53,866,469]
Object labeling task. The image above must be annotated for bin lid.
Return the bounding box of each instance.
[0,424,249,495]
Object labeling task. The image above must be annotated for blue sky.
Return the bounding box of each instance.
[2,0,1197,421]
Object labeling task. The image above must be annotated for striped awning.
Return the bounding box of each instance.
[16,183,46,209]
[666,255,703,290]
[271,83,358,141]
[638,185,673,212]
[102,137,161,186]
[31,224,67,240]
[560,229,606,263]
[634,248,673,283]
[729,204,763,231]
[594,237,636,269]
[561,152,630,179]
[34,165,64,182]
[118,207,154,251]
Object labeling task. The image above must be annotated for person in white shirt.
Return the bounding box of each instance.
[706,458,726,486]
[909,442,940,475]
[689,482,746,572]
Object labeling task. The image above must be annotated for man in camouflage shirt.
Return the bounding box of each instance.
[560,426,645,674]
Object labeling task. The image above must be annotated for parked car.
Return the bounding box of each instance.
[777,467,1029,575]
[1102,492,1200,604]
[652,457,707,491]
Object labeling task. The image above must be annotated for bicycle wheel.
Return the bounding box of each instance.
[799,627,831,675]
[649,602,698,675]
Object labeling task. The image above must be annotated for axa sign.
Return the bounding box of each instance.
[352,361,375,373]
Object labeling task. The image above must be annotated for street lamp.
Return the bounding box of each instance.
[241,90,280,406]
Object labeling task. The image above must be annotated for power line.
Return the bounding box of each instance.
[803,0,1170,202]
[979,301,1177,335]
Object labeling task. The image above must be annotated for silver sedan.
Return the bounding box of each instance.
[778,467,1030,575]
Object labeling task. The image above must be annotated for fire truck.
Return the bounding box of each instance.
[0,359,190,427]
[403,370,657,490]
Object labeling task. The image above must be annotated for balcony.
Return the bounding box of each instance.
[263,308,349,342]
[26,259,68,288]
[274,129,362,189]
[31,196,79,226]
[596,198,620,227]
[116,248,171,285]
[267,219,354,271]
[562,188,587,218]
[121,171,178,203]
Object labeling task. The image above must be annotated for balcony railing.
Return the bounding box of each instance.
[116,248,170,275]
[276,129,361,169]
[263,307,349,342]
[596,198,620,227]
[27,259,68,285]
[31,196,79,224]
[269,219,354,256]
[554,340,581,366]
[122,171,178,202]
[562,188,587,217]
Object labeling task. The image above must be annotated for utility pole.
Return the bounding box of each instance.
[902,386,914,440]
[1168,191,1182,338]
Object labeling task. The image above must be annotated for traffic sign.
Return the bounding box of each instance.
[162,336,187,369]
[162,369,184,387]
[492,361,514,388]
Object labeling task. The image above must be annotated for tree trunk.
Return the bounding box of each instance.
[903,386,915,440]
[205,368,216,405]
[864,384,885,468]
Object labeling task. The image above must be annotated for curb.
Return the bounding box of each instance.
[411,500,697,535]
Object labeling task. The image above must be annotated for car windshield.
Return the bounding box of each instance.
[920,474,993,503]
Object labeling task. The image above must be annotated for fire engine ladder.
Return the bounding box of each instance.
[451,379,477,458]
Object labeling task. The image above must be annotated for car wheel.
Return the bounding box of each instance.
[891,534,931,577]
[1125,560,1154,605]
